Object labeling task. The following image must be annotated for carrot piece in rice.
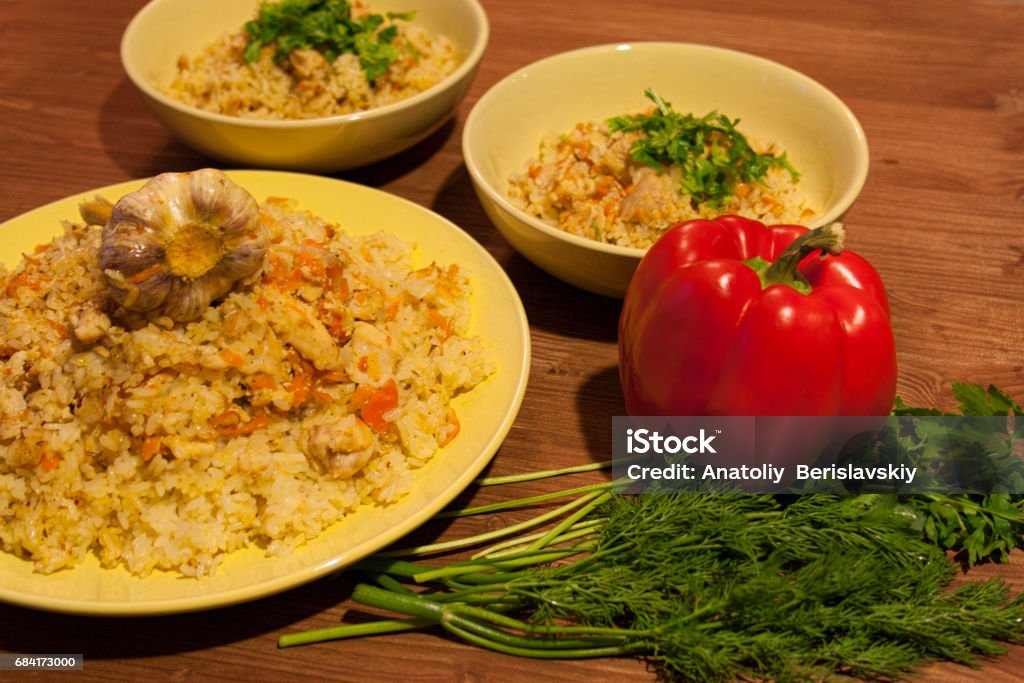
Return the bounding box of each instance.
[361,379,399,434]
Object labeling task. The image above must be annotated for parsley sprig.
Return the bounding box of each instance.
[893,383,1024,564]
[606,88,799,208]
[242,0,415,82]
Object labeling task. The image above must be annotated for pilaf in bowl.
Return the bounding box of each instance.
[464,43,868,298]
[121,0,489,171]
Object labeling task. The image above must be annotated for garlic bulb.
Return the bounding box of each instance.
[99,169,266,322]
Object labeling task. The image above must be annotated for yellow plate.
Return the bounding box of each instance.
[0,170,530,615]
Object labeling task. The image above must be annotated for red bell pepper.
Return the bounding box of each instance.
[618,215,897,422]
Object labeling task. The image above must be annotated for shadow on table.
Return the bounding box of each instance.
[97,74,455,183]
[0,573,358,659]
[576,365,627,457]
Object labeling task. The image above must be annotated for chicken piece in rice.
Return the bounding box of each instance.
[300,409,378,478]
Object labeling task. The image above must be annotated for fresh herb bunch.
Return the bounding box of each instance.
[282,488,1024,681]
[278,384,1024,681]
[242,0,415,81]
[893,383,1024,564]
[791,383,1024,564]
[606,88,799,209]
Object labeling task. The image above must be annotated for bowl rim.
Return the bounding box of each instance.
[120,0,490,130]
[463,41,868,260]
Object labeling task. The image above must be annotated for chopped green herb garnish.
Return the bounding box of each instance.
[607,88,799,209]
[242,0,415,82]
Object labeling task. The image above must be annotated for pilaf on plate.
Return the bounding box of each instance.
[0,169,493,578]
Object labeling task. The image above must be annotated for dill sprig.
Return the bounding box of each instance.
[606,88,799,208]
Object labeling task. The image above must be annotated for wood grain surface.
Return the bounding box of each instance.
[1,0,1023,680]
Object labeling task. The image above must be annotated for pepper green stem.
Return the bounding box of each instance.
[761,222,846,292]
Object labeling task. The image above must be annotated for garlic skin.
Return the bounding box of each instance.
[99,169,266,322]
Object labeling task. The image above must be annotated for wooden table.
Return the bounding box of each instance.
[2,0,1023,680]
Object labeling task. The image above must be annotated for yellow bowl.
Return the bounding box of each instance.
[463,42,869,298]
[122,0,488,172]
